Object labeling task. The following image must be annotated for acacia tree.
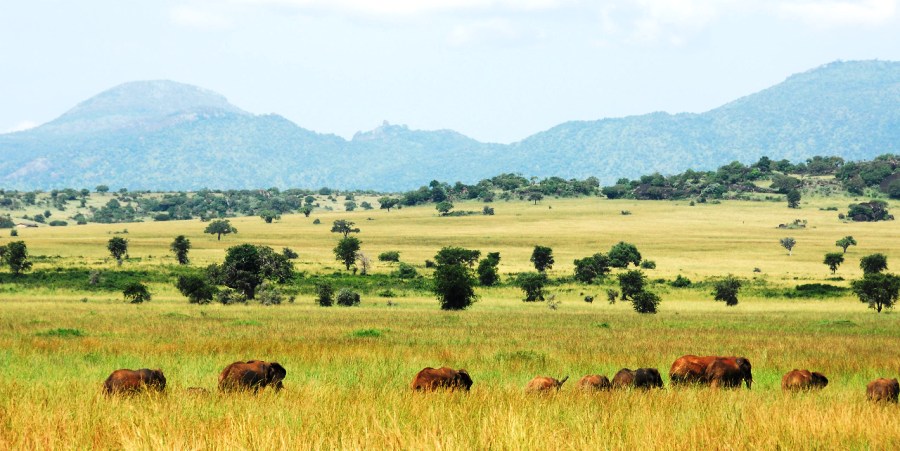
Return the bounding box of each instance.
[432,246,480,310]
[107,237,128,263]
[786,189,801,208]
[378,197,400,212]
[617,270,646,301]
[204,219,237,240]
[2,241,32,275]
[608,242,642,268]
[208,244,294,299]
[713,275,742,306]
[330,220,360,237]
[516,272,548,302]
[436,201,454,216]
[528,192,544,205]
[860,253,888,275]
[851,273,900,313]
[530,245,554,272]
[836,236,857,254]
[334,236,361,270]
[823,253,844,274]
[780,237,796,256]
[477,252,501,286]
[573,253,611,284]
[123,282,151,304]
[170,235,191,265]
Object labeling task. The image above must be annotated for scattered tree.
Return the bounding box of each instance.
[528,192,544,205]
[631,291,661,314]
[712,275,742,306]
[608,242,642,268]
[204,219,237,240]
[123,282,151,304]
[432,246,479,310]
[259,210,280,223]
[477,252,501,286]
[344,201,357,212]
[516,272,548,302]
[573,253,610,284]
[316,283,334,306]
[2,241,32,275]
[282,247,299,259]
[330,220,360,237]
[334,236,361,270]
[209,244,294,299]
[780,237,797,256]
[378,197,400,212]
[860,253,888,275]
[170,235,191,265]
[300,206,313,217]
[786,189,801,208]
[107,237,129,263]
[436,201,454,216]
[96,185,110,194]
[378,251,400,263]
[482,206,495,215]
[823,253,845,274]
[336,289,361,306]
[851,273,900,313]
[836,236,857,254]
[617,270,646,301]
[530,245,554,272]
[360,201,373,210]
[176,274,216,304]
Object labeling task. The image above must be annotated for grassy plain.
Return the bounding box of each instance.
[1,196,899,449]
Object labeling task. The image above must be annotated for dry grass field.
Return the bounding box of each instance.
[1,196,898,449]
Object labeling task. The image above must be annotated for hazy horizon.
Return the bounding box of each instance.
[2,1,899,143]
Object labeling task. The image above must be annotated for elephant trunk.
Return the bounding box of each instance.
[745,377,752,389]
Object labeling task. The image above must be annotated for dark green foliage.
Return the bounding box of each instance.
[836,236,857,253]
[482,206,495,215]
[516,272,548,302]
[378,251,400,263]
[331,219,360,237]
[336,289,361,306]
[640,260,656,269]
[888,179,900,199]
[360,201,373,210]
[860,253,888,275]
[48,220,67,227]
[378,197,400,212]
[204,219,237,240]
[823,253,844,274]
[394,263,418,279]
[256,282,284,306]
[608,242,642,268]
[436,201,454,215]
[432,247,479,310]
[334,236,361,271]
[300,206,314,217]
[122,282,151,304]
[606,289,619,304]
[631,291,661,314]
[528,192,544,204]
[670,275,692,287]
[0,215,14,228]
[780,237,797,255]
[106,237,128,262]
[176,274,216,304]
[215,244,294,299]
[259,210,280,223]
[477,252,501,286]
[215,288,246,305]
[344,201,357,211]
[316,283,334,306]
[573,253,610,284]
[170,235,191,265]
[793,284,848,298]
[282,247,299,259]
[770,174,801,194]
[712,275,743,306]
[530,245,554,272]
[786,189,801,208]
[617,270,646,301]
[851,273,900,313]
[847,200,892,222]
[2,241,32,275]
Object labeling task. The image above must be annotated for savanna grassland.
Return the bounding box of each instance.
[1,195,899,449]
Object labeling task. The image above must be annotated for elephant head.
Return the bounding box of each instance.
[735,358,753,389]
[455,369,473,390]
[267,362,286,391]
[635,368,664,389]
[810,372,828,388]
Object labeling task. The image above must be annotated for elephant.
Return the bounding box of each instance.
[866,378,899,403]
[525,375,569,392]
[218,360,286,393]
[411,367,473,392]
[781,369,828,391]
[669,355,719,386]
[103,368,166,395]
[705,357,753,389]
[577,374,611,391]
[612,368,664,389]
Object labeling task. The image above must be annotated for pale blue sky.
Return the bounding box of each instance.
[2,0,899,143]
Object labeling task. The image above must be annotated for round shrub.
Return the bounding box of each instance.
[336,289,361,306]
[631,291,660,314]
[316,283,334,307]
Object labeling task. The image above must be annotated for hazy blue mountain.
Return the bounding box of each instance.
[1,60,898,191]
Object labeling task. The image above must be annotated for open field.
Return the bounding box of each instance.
[1,196,899,448]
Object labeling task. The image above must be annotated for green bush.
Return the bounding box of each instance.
[670,275,692,287]
[378,251,401,263]
[336,288,361,306]
[122,282,151,304]
[632,291,661,314]
[394,263,418,279]
[316,283,334,307]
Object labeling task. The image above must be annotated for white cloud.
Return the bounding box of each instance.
[778,0,897,27]
[448,19,543,46]
[4,121,38,133]
[233,0,570,16]
[170,5,234,30]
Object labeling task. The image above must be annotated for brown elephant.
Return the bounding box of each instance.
[525,375,569,392]
[612,368,664,389]
[218,360,286,393]
[577,374,611,391]
[705,357,753,389]
[866,378,899,403]
[411,367,473,391]
[670,355,719,385]
[781,369,828,391]
[103,368,166,395]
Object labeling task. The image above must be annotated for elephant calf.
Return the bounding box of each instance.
[103,368,166,395]
[577,374,611,391]
[219,360,286,393]
[706,358,753,389]
[782,369,828,391]
[866,378,899,403]
[525,375,569,393]
[612,368,664,389]
[411,367,473,392]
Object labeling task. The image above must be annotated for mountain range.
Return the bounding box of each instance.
[1,60,898,191]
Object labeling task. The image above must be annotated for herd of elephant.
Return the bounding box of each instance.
[104,356,900,403]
